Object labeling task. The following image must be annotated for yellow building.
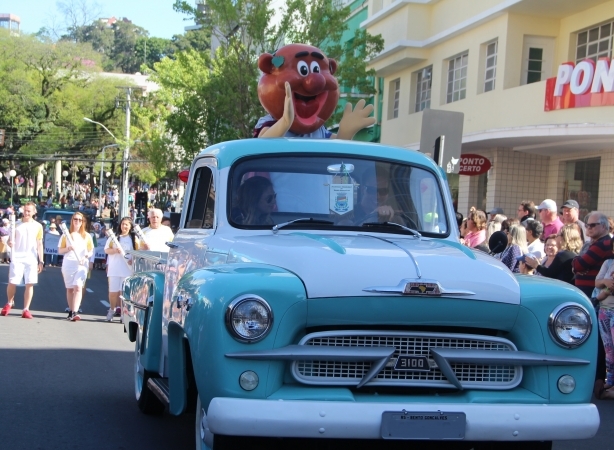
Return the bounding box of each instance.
[364,0,614,220]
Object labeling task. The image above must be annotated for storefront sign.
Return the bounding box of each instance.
[545,58,614,111]
[458,154,491,176]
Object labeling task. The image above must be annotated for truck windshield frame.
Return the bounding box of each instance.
[227,154,450,237]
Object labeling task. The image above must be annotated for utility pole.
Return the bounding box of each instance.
[115,86,143,219]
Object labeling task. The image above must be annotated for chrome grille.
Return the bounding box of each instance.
[291,331,521,389]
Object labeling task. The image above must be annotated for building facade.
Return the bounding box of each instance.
[364,0,614,219]
[0,14,20,35]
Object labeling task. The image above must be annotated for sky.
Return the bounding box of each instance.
[5,0,193,39]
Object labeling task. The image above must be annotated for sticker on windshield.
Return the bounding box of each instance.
[330,184,354,215]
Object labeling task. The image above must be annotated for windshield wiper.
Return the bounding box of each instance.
[362,221,422,238]
[272,218,335,234]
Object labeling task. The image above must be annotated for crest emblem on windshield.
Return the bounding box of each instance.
[329,183,354,215]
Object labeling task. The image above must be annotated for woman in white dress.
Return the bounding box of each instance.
[58,212,94,321]
[104,217,139,322]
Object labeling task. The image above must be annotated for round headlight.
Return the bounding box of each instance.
[548,303,592,348]
[558,375,576,394]
[225,295,273,342]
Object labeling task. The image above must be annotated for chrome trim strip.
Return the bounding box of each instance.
[359,234,422,278]
[363,278,476,296]
[430,348,590,366]
[226,345,396,361]
[147,378,169,405]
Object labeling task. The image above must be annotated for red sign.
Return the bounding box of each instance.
[458,154,491,176]
[545,57,614,111]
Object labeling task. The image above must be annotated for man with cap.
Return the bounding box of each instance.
[537,199,563,240]
[488,207,504,222]
[561,199,586,242]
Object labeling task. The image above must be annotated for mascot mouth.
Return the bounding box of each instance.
[293,92,328,125]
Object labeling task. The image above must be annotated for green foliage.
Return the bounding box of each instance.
[169,29,212,54]
[149,50,211,164]
[0,31,116,158]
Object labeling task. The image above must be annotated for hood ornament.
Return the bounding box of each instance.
[363,279,475,297]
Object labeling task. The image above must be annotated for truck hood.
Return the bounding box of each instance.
[226,233,520,304]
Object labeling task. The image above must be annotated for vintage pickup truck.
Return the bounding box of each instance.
[122,138,599,450]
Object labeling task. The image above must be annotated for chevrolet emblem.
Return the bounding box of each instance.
[403,282,441,296]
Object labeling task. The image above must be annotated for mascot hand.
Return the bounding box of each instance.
[335,99,376,140]
[259,82,294,138]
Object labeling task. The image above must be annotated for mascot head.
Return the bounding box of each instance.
[258,43,339,135]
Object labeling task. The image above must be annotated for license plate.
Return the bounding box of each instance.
[394,355,430,372]
[381,411,466,440]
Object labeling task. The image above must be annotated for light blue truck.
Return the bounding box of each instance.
[122,138,599,449]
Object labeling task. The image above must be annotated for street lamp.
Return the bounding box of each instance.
[83,117,117,140]
[8,169,16,206]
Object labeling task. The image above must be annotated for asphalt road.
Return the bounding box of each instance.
[0,264,612,450]
[0,265,193,450]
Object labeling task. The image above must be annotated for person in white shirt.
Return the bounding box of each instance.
[140,208,174,252]
[525,220,546,260]
[58,212,94,321]
[0,202,44,319]
[104,217,140,322]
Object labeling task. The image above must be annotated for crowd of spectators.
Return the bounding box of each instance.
[457,199,614,400]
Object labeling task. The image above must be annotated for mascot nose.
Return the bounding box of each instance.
[302,73,326,94]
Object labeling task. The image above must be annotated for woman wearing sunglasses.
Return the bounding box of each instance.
[104,217,139,322]
[57,212,94,321]
[236,176,277,225]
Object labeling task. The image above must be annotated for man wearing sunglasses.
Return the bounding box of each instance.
[0,202,44,319]
[140,208,174,252]
[573,212,613,298]
[354,172,396,225]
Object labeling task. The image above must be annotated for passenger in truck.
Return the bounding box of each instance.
[236,176,277,226]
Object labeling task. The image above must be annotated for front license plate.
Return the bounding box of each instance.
[394,355,430,372]
[381,411,466,440]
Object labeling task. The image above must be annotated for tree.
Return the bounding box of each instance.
[57,0,102,42]
[148,50,211,164]
[0,30,131,181]
[110,20,148,74]
[135,36,174,71]
[169,29,211,54]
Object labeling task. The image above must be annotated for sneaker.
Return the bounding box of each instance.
[106,309,114,322]
[66,310,73,320]
[1,302,13,316]
[71,314,81,322]
[21,310,33,319]
[114,307,121,317]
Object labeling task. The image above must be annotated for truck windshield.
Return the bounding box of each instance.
[228,155,449,236]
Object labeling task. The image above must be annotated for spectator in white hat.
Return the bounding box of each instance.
[537,199,563,240]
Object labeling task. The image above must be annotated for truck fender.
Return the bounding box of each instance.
[167,320,190,416]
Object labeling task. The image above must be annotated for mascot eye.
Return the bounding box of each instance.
[297,61,309,77]
[310,61,321,73]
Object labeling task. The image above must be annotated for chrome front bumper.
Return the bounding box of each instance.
[206,398,599,441]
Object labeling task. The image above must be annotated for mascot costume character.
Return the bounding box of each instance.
[254,43,376,139]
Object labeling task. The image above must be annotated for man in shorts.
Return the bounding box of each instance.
[0,202,44,319]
